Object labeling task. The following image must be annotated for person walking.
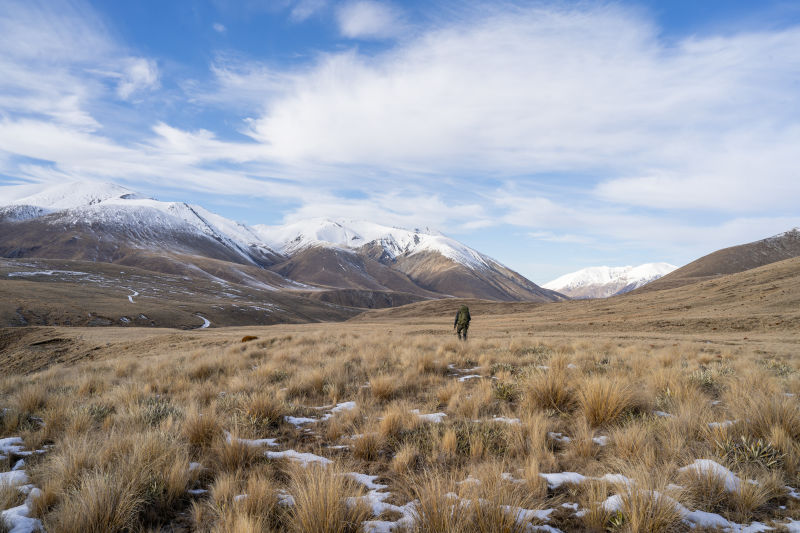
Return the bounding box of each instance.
[454,304,471,341]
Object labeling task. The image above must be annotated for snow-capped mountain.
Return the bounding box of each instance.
[0,180,564,303]
[254,218,492,270]
[543,263,677,299]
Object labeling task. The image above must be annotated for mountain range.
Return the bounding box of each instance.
[0,181,565,327]
[543,263,677,299]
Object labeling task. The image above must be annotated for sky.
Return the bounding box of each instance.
[1,0,799,284]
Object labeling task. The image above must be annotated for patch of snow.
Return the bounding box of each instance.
[0,470,28,487]
[8,270,88,277]
[196,314,211,329]
[285,415,318,427]
[457,475,482,486]
[189,462,203,472]
[502,506,554,523]
[530,526,564,533]
[501,472,525,484]
[346,473,388,491]
[410,409,447,423]
[547,432,571,443]
[265,449,332,466]
[593,436,609,446]
[277,490,295,506]
[224,432,279,447]
[679,459,741,492]
[331,401,357,413]
[127,289,138,303]
[489,416,521,425]
[539,472,585,489]
[0,438,27,458]
[188,489,208,495]
[458,374,482,382]
[782,519,800,532]
[0,487,44,533]
[597,473,633,486]
[653,410,674,418]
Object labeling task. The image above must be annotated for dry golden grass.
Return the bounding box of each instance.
[579,377,635,428]
[286,464,369,533]
[1,321,798,532]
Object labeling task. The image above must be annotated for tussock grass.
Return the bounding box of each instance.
[286,464,369,533]
[579,377,635,427]
[2,329,798,532]
[522,366,576,414]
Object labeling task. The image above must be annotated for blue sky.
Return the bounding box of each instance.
[1,0,799,284]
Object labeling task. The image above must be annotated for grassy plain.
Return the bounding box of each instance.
[1,258,800,532]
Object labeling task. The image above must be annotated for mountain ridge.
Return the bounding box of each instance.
[543,263,677,299]
[0,180,565,310]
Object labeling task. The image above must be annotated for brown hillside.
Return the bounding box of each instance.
[642,228,800,292]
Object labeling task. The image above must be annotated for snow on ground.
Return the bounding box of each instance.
[0,438,28,460]
[224,432,279,447]
[0,487,44,533]
[678,459,742,492]
[540,472,586,489]
[7,270,89,278]
[196,314,211,329]
[592,436,609,446]
[458,374,482,382]
[547,432,571,444]
[285,416,318,427]
[653,410,674,418]
[410,409,447,423]
[345,473,388,491]
[0,470,28,486]
[488,416,521,425]
[783,519,800,532]
[128,289,139,303]
[265,449,333,466]
[597,473,633,486]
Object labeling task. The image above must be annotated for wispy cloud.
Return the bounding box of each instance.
[213,22,227,33]
[116,58,160,100]
[336,1,405,39]
[290,0,327,22]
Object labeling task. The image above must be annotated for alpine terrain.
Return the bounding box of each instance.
[0,181,564,327]
[542,263,677,299]
[640,228,800,292]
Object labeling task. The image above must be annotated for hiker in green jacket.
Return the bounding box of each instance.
[454,305,471,341]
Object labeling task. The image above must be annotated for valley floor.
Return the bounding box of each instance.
[1,311,800,532]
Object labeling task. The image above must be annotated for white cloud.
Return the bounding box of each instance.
[290,0,327,22]
[234,4,800,213]
[213,22,227,33]
[336,1,404,39]
[116,57,159,100]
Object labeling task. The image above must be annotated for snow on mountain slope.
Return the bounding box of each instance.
[1,181,280,265]
[2,181,141,210]
[0,181,559,301]
[543,263,677,299]
[254,218,492,270]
